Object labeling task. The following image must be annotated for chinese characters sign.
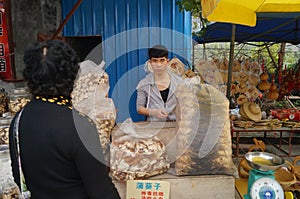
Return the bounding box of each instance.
[126,180,170,199]
[0,1,13,80]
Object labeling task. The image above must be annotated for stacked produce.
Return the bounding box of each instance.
[8,88,31,114]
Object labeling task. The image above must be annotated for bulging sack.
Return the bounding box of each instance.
[71,60,116,153]
[174,80,237,176]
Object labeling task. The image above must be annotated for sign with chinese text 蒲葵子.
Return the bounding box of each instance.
[126,180,170,199]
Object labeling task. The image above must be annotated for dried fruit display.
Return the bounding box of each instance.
[110,136,170,181]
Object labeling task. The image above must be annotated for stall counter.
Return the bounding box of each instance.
[111,121,235,199]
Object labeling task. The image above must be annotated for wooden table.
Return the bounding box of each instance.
[231,125,300,157]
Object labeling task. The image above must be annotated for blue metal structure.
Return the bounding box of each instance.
[62,0,192,122]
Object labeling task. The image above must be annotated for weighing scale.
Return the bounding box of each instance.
[243,152,285,199]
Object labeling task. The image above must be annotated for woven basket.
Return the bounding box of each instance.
[285,182,300,192]
[238,158,251,178]
[252,138,266,151]
[274,161,297,190]
[292,156,300,181]
[238,139,265,179]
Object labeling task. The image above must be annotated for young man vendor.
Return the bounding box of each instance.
[136,45,182,121]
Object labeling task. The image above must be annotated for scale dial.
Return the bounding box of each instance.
[250,177,284,199]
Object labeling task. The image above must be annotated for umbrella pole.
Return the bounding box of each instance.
[226,24,236,99]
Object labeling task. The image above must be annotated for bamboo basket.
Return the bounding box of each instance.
[292,156,300,180]
[274,161,297,190]
[238,158,252,178]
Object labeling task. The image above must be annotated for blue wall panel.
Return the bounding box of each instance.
[61,0,192,122]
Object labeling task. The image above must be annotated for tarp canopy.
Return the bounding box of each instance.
[200,0,300,98]
[193,16,300,44]
[201,0,300,27]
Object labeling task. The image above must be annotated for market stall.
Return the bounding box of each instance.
[111,121,235,199]
[196,1,300,197]
[0,59,240,198]
[193,35,300,198]
[106,74,239,197]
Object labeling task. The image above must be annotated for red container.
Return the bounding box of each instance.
[270,109,300,121]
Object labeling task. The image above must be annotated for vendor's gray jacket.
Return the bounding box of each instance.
[136,71,183,121]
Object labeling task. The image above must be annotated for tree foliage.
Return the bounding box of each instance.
[176,0,208,35]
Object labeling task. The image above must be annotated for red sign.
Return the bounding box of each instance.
[0,0,14,80]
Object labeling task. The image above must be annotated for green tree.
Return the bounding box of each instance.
[176,0,208,36]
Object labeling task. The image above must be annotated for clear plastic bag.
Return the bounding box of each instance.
[0,157,21,199]
[0,179,20,199]
[110,118,170,181]
[168,57,185,76]
[195,60,224,86]
[71,60,116,153]
[173,81,237,176]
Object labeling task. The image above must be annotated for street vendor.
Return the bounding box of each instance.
[136,45,182,121]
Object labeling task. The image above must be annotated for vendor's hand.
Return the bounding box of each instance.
[149,109,168,119]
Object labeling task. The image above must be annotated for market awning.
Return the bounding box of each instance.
[193,17,300,45]
[201,0,300,27]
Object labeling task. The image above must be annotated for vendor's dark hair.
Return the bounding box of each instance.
[148,45,168,58]
[23,40,79,98]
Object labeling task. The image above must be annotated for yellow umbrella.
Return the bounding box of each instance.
[202,0,300,27]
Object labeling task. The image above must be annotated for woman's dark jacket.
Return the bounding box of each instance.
[9,99,120,199]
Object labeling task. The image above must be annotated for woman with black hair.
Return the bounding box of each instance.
[9,40,120,199]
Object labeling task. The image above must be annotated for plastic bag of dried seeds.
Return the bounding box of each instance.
[173,79,237,176]
[71,60,116,153]
[110,118,170,181]
[71,60,109,110]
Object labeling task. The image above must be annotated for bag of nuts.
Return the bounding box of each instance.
[0,179,20,199]
[0,89,8,115]
[71,60,116,153]
[173,78,236,176]
[110,118,170,181]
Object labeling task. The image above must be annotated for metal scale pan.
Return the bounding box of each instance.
[245,152,285,172]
